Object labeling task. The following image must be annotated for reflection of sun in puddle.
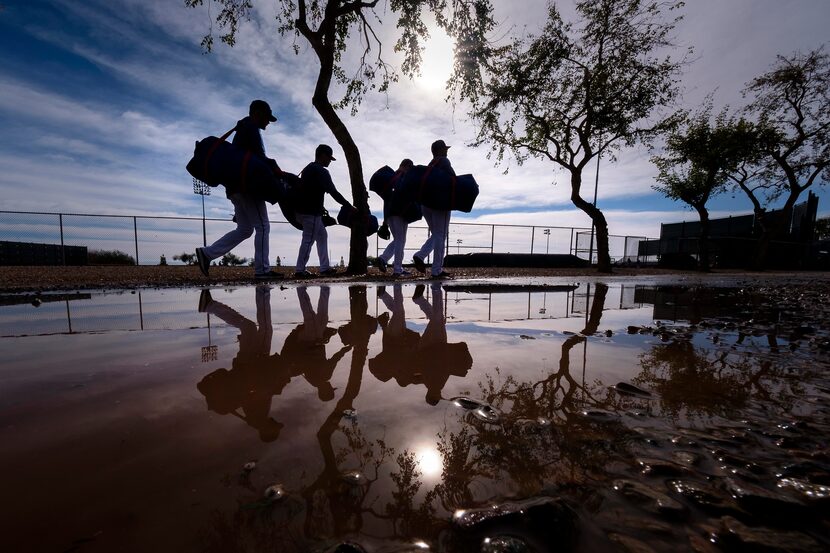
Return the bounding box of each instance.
[416,445,443,477]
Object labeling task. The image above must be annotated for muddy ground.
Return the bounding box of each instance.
[1,265,829,292]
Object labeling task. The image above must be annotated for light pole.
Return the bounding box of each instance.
[456,238,463,254]
[192,177,211,247]
[543,228,551,254]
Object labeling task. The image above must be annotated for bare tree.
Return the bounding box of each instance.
[184,0,495,273]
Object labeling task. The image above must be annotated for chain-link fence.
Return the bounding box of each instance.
[1,210,653,267]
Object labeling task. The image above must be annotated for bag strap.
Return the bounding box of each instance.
[419,159,438,202]
[203,126,237,181]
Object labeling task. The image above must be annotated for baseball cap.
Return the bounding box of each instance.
[316,144,336,161]
[431,139,451,155]
[250,99,277,122]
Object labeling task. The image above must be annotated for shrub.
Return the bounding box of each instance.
[88,249,136,265]
[173,252,197,265]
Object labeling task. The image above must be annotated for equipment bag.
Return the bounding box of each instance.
[336,205,379,236]
[396,164,479,212]
[185,127,285,204]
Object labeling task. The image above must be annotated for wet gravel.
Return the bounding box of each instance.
[1,265,827,292]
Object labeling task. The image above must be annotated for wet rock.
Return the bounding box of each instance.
[579,409,620,420]
[612,382,654,399]
[776,436,817,450]
[712,515,824,553]
[637,457,688,477]
[340,470,367,486]
[513,417,551,432]
[452,497,577,549]
[667,480,738,514]
[519,334,535,340]
[605,329,613,337]
[713,450,767,476]
[31,298,42,307]
[264,483,286,501]
[612,479,687,518]
[481,535,534,553]
[777,477,830,503]
[607,533,658,553]
[725,477,806,517]
[326,543,367,553]
[671,451,701,467]
[611,514,674,535]
[243,460,257,472]
[471,404,502,424]
[452,396,485,410]
[777,460,830,485]
[342,408,357,420]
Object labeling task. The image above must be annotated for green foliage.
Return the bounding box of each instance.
[185,0,495,114]
[458,0,687,272]
[816,218,830,240]
[219,252,248,266]
[173,252,197,265]
[88,249,136,266]
[742,47,830,203]
[652,100,760,210]
[465,0,687,169]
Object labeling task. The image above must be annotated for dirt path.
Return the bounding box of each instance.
[1,265,828,292]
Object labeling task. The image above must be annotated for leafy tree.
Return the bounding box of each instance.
[184,0,495,273]
[458,0,687,272]
[651,102,759,270]
[173,252,197,265]
[738,47,830,268]
[218,252,248,266]
[88,249,136,265]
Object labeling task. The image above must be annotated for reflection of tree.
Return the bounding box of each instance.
[385,284,634,528]
[636,331,800,420]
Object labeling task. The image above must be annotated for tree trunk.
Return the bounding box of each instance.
[694,204,711,271]
[311,94,369,274]
[754,189,798,270]
[569,171,612,273]
[303,15,370,274]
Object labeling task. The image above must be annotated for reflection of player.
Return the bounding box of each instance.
[196,286,289,441]
[280,286,351,401]
[412,283,473,404]
[368,284,421,385]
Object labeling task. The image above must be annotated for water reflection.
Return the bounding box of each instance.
[371,283,472,405]
[2,281,828,552]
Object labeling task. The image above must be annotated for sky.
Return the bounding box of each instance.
[0,0,828,263]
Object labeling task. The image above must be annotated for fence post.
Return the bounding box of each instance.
[530,226,535,254]
[490,225,495,254]
[59,213,65,266]
[133,216,139,266]
[569,227,574,256]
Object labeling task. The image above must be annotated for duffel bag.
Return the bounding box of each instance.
[336,205,379,236]
[397,164,479,212]
[185,129,285,205]
[277,173,302,230]
[369,165,397,200]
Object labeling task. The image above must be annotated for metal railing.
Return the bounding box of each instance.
[0,210,655,266]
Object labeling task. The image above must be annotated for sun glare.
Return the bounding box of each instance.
[416,446,443,478]
[417,29,455,91]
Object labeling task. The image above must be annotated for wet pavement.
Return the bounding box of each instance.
[0,278,828,552]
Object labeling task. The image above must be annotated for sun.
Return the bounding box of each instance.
[416,29,455,91]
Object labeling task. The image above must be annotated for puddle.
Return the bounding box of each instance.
[0,280,829,552]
